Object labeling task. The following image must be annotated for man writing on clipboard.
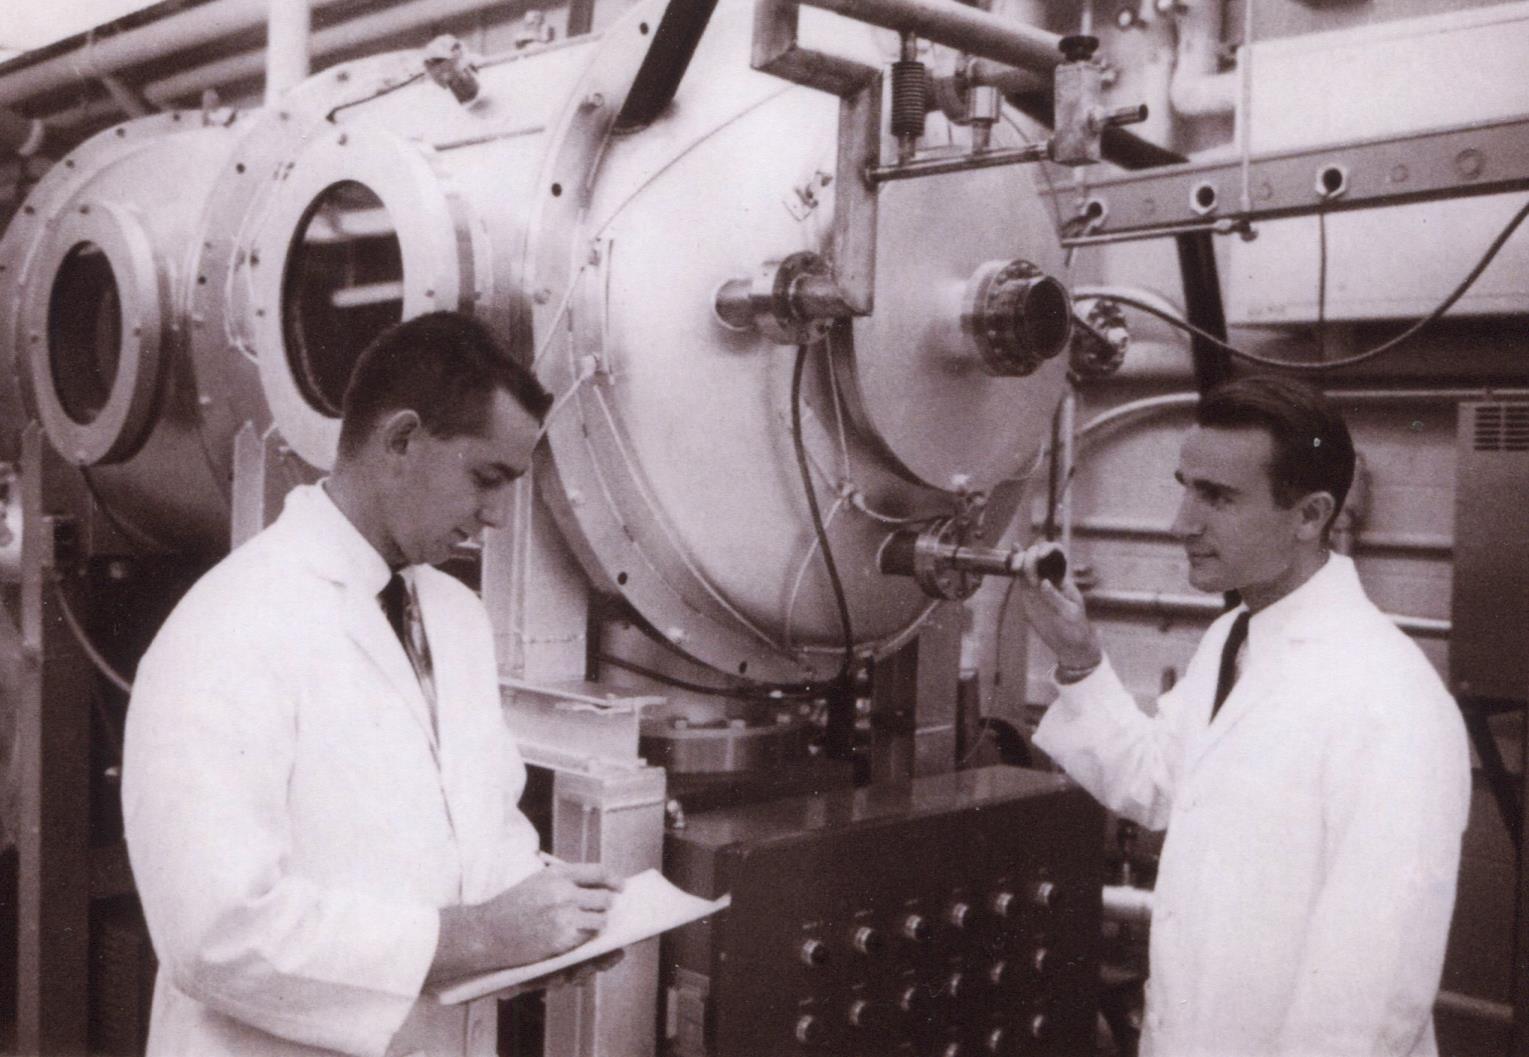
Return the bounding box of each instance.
[124,312,622,1057]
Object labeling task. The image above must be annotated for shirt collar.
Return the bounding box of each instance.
[1243,551,1364,645]
[280,482,394,597]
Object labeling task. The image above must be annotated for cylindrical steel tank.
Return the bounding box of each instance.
[0,0,1070,681]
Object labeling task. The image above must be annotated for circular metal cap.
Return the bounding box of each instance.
[963,259,1073,378]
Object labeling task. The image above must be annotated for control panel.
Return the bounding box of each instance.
[662,766,1104,1057]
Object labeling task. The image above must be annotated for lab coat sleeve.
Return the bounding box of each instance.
[1273,680,1470,1057]
[123,627,440,1057]
[1031,656,1186,831]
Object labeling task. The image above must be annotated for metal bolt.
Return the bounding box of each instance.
[579,92,605,111]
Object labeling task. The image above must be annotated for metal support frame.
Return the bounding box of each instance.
[545,763,667,1057]
[1058,115,1529,245]
[1516,696,1529,1056]
[15,424,92,1054]
[868,604,963,781]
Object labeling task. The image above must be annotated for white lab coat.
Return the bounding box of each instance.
[1034,554,1470,1057]
[123,484,543,1057]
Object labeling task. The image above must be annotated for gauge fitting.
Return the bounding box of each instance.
[962,259,1074,376]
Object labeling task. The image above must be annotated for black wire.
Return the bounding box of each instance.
[1096,197,1529,373]
[791,343,855,679]
[1316,207,1328,360]
[595,651,823,701]
[325,71,426,122]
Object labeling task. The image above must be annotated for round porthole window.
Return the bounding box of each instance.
[20,200,166,466]
[281,180,403,418]
[47,241,123,426]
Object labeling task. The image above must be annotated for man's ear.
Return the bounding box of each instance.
[378,409,422,457]
[1295,490,1336,542]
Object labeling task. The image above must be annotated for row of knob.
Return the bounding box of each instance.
[798,883,1059,968]
[795,1006,1051,1050]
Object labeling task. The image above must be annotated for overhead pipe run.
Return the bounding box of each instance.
[40,0,517,131]
[266,0,312,106]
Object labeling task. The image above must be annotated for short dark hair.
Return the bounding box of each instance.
[1196,375,1355,532]
[337,311,554,459]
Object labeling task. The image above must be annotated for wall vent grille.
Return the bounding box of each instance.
[1471,402,1529,452]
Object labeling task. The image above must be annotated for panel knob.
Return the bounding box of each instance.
[851,925,885,957]
[989,890,1016,919]
[847,998,878,1030]
[947,901,973,929]
[1032,947,1052,975]
[1028,1013,1050,1040]
[984,1027,1009,1054]
[795,1014,827,1046]
[901,913,933,943]
[1030,881,1057,909]
[799,939,830,968]
[898,984,928,1019]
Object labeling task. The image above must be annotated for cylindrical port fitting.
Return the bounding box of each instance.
[422,35,481,104]
[880,521,1068,601]
[1069,298,1129,379]
[962,260,1073,377]
[713,252,852,345]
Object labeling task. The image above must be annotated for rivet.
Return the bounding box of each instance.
[533,288,552,304]
[1454,149,1485,180]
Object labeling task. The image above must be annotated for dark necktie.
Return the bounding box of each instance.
[1211,610,1251,722]
[379,572,410,650]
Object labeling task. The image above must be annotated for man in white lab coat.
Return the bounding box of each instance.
[123,312,622,1057]
[1022,376,1470,1057]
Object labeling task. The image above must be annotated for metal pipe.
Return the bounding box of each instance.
[47,0,516,129]
[802,0,1065,75]
[0,107,45,156]
[1083,587,1451,638]
[1058,516,1453,558]
[265,0,312,107]
[0,0,289,110]
[965,56,1047,96]
[867,140,1047,182]
[1102,884,1153,924]
[1075,386,1529,442]
[1168,0,1236,119]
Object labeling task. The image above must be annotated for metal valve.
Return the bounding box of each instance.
[423,35,481,104]
[1051,35,1148,166]
[879,520,1067,601]
[713,252,853,344]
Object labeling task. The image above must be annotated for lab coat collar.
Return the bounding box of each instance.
[278,482,394,597]
[1188,551,1361,771]
[1243,550,1364,647]
[275,484,438,750]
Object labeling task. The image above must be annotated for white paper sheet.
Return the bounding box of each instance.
[432,868,730,1005]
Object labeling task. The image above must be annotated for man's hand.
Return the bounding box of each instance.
[429,862,623,983]
[1015,570,1103,672]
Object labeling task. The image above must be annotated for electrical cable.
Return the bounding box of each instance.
[1315,206,1329,360]
[51,577,133,695]
[325,71,425,122]
[792,343,856,679]
[594,651,823,701]
[1089,197,1529,373]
